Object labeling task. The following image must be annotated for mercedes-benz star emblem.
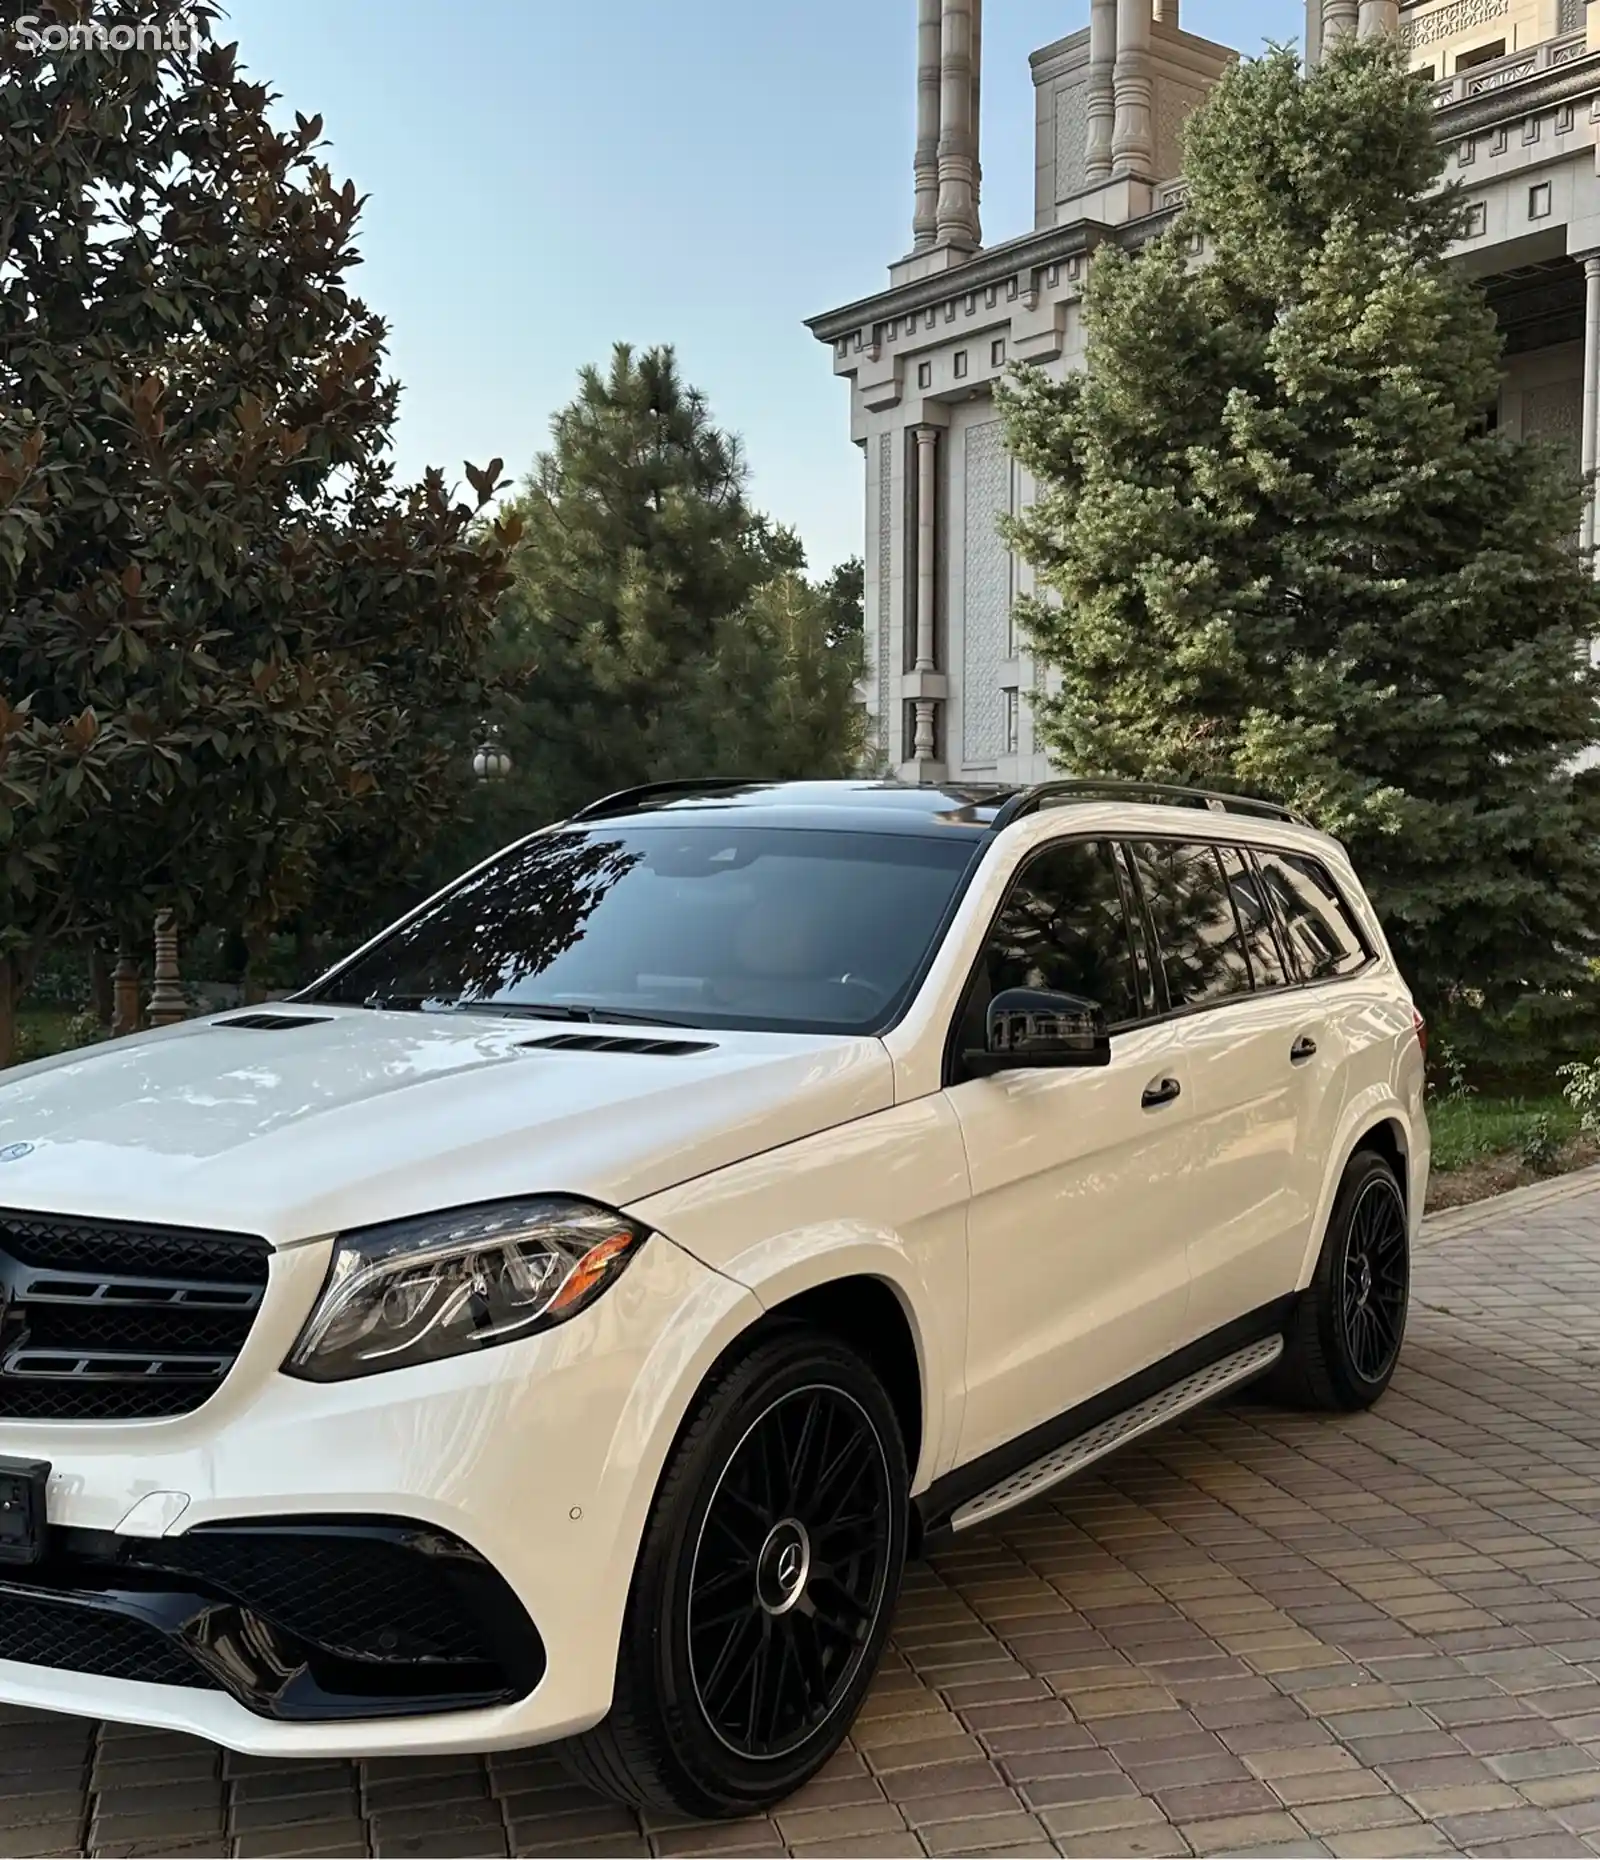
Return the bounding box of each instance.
[776,1541,803,1594]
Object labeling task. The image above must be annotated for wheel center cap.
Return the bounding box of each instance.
[1355,1256,1373,1308]
[756,1518,811,1616]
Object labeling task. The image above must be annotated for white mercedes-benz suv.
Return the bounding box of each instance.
[0,778,1427,1818]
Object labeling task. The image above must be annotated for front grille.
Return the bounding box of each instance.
[0,1212,270,1419]
[0,1592,206,1687]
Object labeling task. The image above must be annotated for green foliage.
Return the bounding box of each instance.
[1559,1056,1600,1138]
[999,37,1600,1067]
[418,346,867,886]
[0,0,517,1054]
[1428,1036,1474,1105]
[1519,1113,1560,1175]
[1429,1093,1578,1172]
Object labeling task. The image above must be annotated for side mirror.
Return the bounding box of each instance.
[965,987,1111,1078]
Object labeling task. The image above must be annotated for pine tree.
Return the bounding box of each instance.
[496,345,779,818]
[450,345,865,868]
[1000,37,1600,1066]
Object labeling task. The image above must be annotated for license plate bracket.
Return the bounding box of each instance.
[0,1457,49,1566]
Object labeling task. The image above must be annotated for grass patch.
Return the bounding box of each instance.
[1428,1093,1578,1173]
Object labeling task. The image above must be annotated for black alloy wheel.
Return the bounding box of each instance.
[1263,1146,1410,1412]
[561,1326,909,1817]
[687,1383,894,1761]
[1336,1170,1408,1387]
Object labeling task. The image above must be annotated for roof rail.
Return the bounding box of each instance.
[568,778,759,822]
[990,779,1309,832]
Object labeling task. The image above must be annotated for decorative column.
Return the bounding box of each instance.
[914,428,938,673]
[1320,0,1359,45]
[111,940,140,1039]
[147,910,188,1028]
[1085,0,1117,184]
[913,426,939,762]
[1152,0,1178,22]
[1581,252,1600,567]
[1357,0,1398,35]
[935,0,980,250]
[1112,0,1155,179]
[912,0,941,250]
[969,0,983,246]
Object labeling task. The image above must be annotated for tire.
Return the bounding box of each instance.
[560,1324,910,1818]
[1266,1148,1410,1412]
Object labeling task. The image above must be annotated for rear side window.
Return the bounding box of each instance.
[979,838,1143,1026]
[1125,841,1253,1008]
[1256,851,1370,981]
[1218,845,1288,989]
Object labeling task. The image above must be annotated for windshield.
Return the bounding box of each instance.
[306,824,983,1035]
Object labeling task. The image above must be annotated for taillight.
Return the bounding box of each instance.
[1412,1008,1426,1058]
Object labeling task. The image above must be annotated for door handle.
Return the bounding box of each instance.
[1141,1075,1181,1110]
[1290,1035,1318,1064]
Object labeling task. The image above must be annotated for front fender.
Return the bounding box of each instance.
[627,1095,972,1495]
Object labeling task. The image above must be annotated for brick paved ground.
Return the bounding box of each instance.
[9,1176,1600,1859]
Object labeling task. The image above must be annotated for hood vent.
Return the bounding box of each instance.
[213,1013,331,1032]
[520,1032,714,1058]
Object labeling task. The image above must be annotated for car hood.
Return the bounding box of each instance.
[0,1008,894,1244]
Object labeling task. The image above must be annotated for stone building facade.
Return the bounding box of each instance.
[806,0,1600,784]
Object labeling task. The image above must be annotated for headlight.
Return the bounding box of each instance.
[283,1196,650,1383]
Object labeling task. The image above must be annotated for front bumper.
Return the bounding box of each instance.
[0,1230,761,1756]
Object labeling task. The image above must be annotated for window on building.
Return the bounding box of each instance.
[1003,688,1019,755]
[1414,62,1436,80]
[954,350,969,379]
[917,361,932,389]
[1529,182,1553,220]
[1124,841,1254,1009]
[1465,201,1488,237]
[991,338,1006,368]
[1455,37,1505,69]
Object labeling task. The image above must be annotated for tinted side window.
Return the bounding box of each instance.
[1219,845,1288,989]
[1127,841,1254,1008]
[979,839,1142,1026]
[1256,851,1370,981]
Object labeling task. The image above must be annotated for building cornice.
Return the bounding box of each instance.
[805,206,1180,345]
[1434,44,1600,138]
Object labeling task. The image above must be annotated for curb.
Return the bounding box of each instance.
[1419,1159,1600,1247]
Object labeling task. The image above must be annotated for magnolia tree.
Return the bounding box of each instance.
[1000,38,1600,1066]
[0,0,519,1057]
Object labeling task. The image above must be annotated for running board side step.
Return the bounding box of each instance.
[950,1334,1285,1532]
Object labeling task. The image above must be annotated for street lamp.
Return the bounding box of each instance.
[472,725,512,782]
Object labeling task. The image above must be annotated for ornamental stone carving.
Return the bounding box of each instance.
[1523,381,1583,477]
[1398,0,1509,47]
[1055,82,1089,202]
[962,420,1012,766]
[876,433,893,759]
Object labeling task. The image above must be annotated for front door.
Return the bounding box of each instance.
[947,836,1197,1467]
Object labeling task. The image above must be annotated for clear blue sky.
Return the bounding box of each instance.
[224,0,1295,574]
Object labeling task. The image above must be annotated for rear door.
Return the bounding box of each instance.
[1122,838,1313,1343]
[947,836,1197,1465]
[1253,845,1386,1254]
